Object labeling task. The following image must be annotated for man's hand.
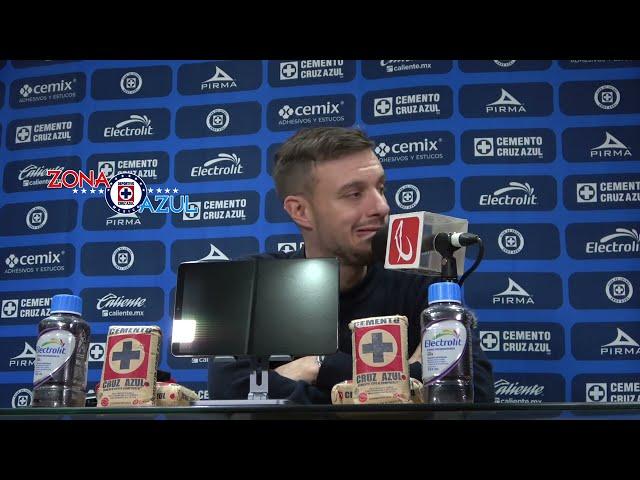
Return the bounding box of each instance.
[274,356,320,384]
[409,343,421,364]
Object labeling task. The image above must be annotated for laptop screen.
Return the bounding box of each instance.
[171,257,339,357]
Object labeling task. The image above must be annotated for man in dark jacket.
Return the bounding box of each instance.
[209,127,494,404]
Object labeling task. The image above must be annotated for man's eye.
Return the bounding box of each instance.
[350,192,362,198]
[378,185,386,194]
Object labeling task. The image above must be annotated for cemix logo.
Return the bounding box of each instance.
[11,73,85,109]
[19,79,74,98]
[278,101,343,120]
[4,250,64,269]
[374,138,441,158]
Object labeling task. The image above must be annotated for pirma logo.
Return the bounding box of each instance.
[201,66,237,90]
[591,132,631,159]
[601,328,640,356]
[486,89,526,113]
[10,342,36,367]
[493,278,534,305]
[198,244,230,261]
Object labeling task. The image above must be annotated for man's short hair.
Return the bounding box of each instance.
[273,127,375,200]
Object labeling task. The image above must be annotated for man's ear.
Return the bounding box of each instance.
[283,194,314,231]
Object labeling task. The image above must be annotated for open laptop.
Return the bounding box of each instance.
[171,257,340,404]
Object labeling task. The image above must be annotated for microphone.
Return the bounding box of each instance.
[424,232,480,254]
[370,212,483,283]
[371,225,479,264]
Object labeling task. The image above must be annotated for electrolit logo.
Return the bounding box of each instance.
[479,181,538,206]
[422,319,467,383]
[423,329,463,348]
[586,228,640,255]
[37,338,67,355]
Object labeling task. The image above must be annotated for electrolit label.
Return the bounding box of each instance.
[33,330,76,385]
[422,319,466,383]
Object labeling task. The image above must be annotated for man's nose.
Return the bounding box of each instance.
[370,188,390,218]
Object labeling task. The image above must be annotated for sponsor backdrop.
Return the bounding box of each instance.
[0,59,639,407]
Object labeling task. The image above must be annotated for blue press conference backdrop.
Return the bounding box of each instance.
[0,59,639,408]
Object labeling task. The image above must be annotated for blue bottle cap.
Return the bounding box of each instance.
[50,294,83,316]
[428,282,461,304]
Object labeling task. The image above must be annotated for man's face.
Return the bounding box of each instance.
[306,148,389,265]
